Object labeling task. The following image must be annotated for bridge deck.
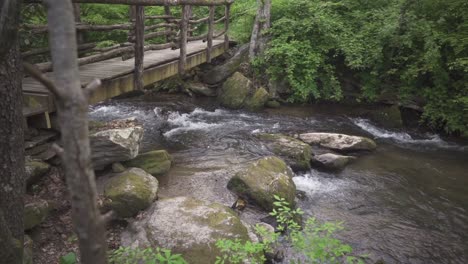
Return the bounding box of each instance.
[23,38,226,118]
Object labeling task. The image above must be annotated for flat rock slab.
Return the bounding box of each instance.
[299,132,377,152]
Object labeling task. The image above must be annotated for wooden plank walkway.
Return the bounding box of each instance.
[23,38,226,118]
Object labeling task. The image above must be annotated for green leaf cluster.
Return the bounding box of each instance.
[259,0,467,135]
[108,247,187,264]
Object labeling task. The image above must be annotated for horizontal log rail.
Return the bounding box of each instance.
[21,0,232,80]
[24,0,234,6]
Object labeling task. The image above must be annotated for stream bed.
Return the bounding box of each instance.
[90,94,468,264]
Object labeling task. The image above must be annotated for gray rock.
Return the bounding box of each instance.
[203,44,249,85]
[244,87,270,111]
[312,153,355,171]
[218,72,254,109]
[25,160,50,186]
[24,199,52,230]
[121,196,250,264]
[104,168,159,218]
[256,133,312,171]
[90,122,144,170]
[299,133,377,152]
[186,82,217,97]
[227,156,296,211]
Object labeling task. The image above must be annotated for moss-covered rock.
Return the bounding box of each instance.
[227,156,296,211]
[24,199,51,230]
[123,150,172,176]
[218,72,254,109]
[266,100,281,108]
[203,44,249,85]
[104,168,159,218]
[25,160,50,187]
[245,87,270,111]
[121,196,250,264]
[23,235,33,264]
[256,133,312,171]
[111,162,126,173]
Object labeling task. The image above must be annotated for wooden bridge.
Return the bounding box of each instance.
[22,0,233,128]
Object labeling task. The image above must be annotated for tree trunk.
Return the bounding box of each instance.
[249,0,271,60]
[0,0,24,263]
[42,0,108,263]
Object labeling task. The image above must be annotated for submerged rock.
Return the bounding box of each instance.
[25,160,50,187]
[203,44,249,85]
[186,82,217,97]
[227,156,296,211]
[266,100,281,108]
[256,133,312,171]
[24,199,52,230]
[123,150,172,176]
[311,153,355,171]
[245,87,270,111]
[299,133,377,152]
[218,72,254,109]
[121,196,250,264]
[103,168,159,218]
[90,119,144,170]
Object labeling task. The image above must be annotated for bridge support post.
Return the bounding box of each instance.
[206,5,215,63]
[134,5,145,90]
[224,4,230,51]
[179,5,191,75]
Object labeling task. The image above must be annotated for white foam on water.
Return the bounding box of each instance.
[351,118,464,150]
[293,170,350,196]
[163,110,221,137]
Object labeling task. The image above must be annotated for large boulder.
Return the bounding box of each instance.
[123,150,172,176]
[245,87,270,111]
[103,168,159,218]
[203,44,249,85]
[311,153,355,171]
[90,119,144,170]
[25,160,50,187]
[227,156,296,211]
[218,72,254,109]
[24,199,52,230]
[121,196,250,264]
[256,133,312,171]
[299,133,377,152]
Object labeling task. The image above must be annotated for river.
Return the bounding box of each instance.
[89,94,468,264]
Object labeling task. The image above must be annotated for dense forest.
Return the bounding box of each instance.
[21,0,468,135]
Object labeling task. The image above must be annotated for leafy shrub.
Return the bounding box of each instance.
[108,247,187,264]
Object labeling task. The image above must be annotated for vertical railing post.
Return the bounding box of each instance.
[206,5,215,63]
[179,5,191,75]
[224,4,231,51]
[134,5,145,90]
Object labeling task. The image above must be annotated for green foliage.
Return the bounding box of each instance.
[259,0,467,135]
[59,252,77,264]
[108,247,187,264]
[216,195,363,264]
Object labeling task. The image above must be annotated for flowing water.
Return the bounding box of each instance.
[90,94,468,264]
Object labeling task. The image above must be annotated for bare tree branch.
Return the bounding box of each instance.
[23,62,63,99]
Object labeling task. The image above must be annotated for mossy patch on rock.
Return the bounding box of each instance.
[123,150,172,176]
[25,160,50,187]
[227,156,296,211]
[256,133,312,171]
[121,196,250,264]
[24,199,51,230]
[245,87,270,111]
[368,105,403,128]
[266,100,281,108]
[218,72,254,109]
[104,168,159,218]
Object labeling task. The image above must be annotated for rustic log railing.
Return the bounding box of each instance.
[21,0,233,90]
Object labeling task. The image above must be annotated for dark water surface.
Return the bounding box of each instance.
[90,94,468,264]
